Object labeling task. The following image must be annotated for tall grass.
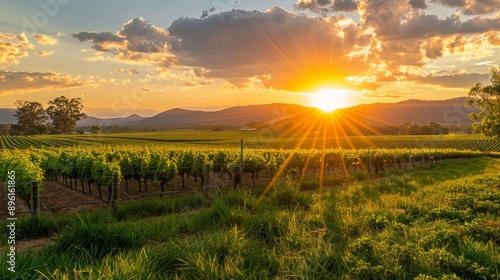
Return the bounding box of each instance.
[1,157,499,279]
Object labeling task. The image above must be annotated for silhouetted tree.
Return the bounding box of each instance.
[13,100,47,136]
[46,96,86,134]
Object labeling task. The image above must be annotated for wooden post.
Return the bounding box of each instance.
[111,174,119,211]
[239,139,243,187]
[204,165,210,187]
[368,148,372,174]
[202,164,210,197]
[31,181,39,217]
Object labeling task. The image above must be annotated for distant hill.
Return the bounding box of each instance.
[132,103,308,128]
[0,110,146,126]
[339,97,476,126]
[77,114,146,127]
[131,97,476,128]
[0,109,16,124]
[0,97,476,128]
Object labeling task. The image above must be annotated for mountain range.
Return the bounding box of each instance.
[0,97,476,128]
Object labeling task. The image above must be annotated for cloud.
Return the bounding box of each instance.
[116,68,140,74]
[0,71,86,95]
[72,17,176,66]
[37,51,54,56]
[168,8,370,91]
[74,10,370,92]
[0,33,34,65]
[297,0,499,15]
[360,2,500,40]
[486,31,500,45]
[182,81,198,87]
[142,87,152,91]
[409,72,491,87]
[474,60,494,66]
[361,92,403,98]
[433,0,500,15]
[410,0,428,9]
[294,0,359,13]
[32,34,58,45]
[73,5,500,92]
[354,0,500,77]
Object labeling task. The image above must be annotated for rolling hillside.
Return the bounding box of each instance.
[0,97,476,128]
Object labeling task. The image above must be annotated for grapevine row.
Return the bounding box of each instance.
[2,146,497,207]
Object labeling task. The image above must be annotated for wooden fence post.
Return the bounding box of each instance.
[240,139,243,187]
[111,174,119,211]
[368,148,372,174]
[31,181,39,217]
[202,164,210,198]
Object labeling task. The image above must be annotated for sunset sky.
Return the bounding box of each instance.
[0,0,499,117]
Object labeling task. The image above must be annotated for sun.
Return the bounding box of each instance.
[311,89,349,112]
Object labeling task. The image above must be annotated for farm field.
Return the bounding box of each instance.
[1,157,499,279]
[3,1,500,279]
[1,131,500,151]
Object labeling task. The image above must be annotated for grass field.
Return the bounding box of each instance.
[1,131,500,151]
[2,157,499,279]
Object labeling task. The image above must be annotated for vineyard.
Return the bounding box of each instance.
[1,133,500,279]
[2,143,499,213]
[1,132,500,151]
[0,135,103,149]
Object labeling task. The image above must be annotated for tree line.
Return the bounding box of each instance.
[9,96,85,136]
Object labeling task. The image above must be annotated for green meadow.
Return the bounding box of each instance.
[2,157,499,279]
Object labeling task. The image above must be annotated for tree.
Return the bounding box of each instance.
[421,122,448,135]
[46,96,86,134]
[90,125,102,134]
[0,124,11,135]
[399,122,421,135]
[467,68,500,137]
[35,124,49,135]
[13,101,48,136]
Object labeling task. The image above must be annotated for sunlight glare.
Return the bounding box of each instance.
[311,89,349,112]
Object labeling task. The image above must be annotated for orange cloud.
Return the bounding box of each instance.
[32,34,58,45]
[37,51,54,57]
[0,71,86,95]
[0,33,33,65]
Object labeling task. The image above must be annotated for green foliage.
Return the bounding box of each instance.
[0,150,44,205]
[1,150,500,279]
[46,96,86,134]
[271,177,312,210]
[55,218,145,259]
[13,100,48,136]
[467,67,500,137]
[113,193,207,221]
[90,125,102,134]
